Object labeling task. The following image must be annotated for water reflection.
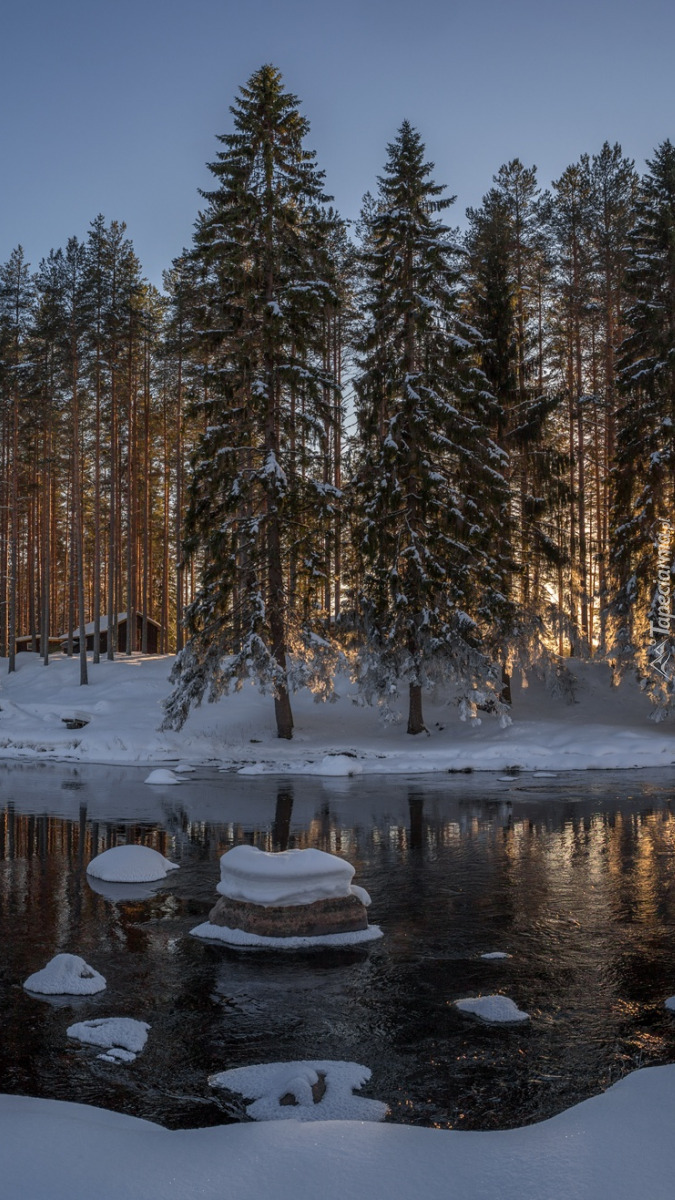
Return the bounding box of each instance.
[1,767,675,1131]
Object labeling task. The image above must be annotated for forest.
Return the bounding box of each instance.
[1,64,673,737]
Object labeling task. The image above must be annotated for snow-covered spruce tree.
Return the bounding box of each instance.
[349,122,512,735]
[162,65,342,740]
[610,141,675,708]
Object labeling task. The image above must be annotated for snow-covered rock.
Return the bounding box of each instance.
[480,951,512,960]
[190,922,383,948]
[208,1060,387,1122]
[455,994,529,1023]
[665,996,675,1012]
[86,844,179,883]
[23,953,106,996]
[67,1017,150,1064]
[144,768,181,785]
[216,845,355,907]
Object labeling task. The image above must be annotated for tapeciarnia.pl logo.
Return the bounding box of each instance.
[649,518,675,681]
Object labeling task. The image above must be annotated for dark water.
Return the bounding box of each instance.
[2,762,675,1132]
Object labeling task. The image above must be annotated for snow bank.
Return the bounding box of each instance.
[209,1059,387,1122]
[67,1018,150,1064]
[0,653,672,775]
[5,1065,675,1199]
[216,845,355,906]
[190,921,383,949]
[455,995,529,1023]
[23,953,106,996]
[312,755,364,777]
[86,844,179,883]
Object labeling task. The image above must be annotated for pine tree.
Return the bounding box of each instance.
[163,65,342,739]
[350,122,511,735]
[611,141,675,705]
[0,247,34,671]
[465,176,566,670]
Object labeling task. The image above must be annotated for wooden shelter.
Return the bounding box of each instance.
[61,613,161,655]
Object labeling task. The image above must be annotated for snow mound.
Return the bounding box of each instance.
[23,953,106,996]
[86,844,179,883]
[665,996,675,1012]
[481,951,512,960]
[190,922,383,949]
[216,845,355,906]
[314,755,363,777]
[209,1059,388,1122]
[144,768,182,785]
[455,994,529,1023]
[67,1018,150,1063]
[174,762,195,773]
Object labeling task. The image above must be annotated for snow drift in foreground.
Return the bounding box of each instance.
[86,844,179,883]
[23,954,106,996]
[67,1018,150,1064]
[0,653,673,775]
[3,1065,675,1200]
[209,1060,388,1122]
[455,995,530,1023]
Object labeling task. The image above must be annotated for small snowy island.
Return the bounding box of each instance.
[191,845,382,947]
[86,844,179,883]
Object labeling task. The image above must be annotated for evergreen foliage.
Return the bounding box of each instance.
[349,122,512,734]
[163,65,343,739]
[611,141,675,705]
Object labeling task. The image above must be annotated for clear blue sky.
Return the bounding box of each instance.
[2,0,674,285]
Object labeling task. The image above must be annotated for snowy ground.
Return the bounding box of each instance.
[0,651,673,774]
[3,1065,675,1200]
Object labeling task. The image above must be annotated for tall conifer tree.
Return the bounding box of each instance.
[351,122,511,735]
[611,141,675,704]
[163,65,341,739]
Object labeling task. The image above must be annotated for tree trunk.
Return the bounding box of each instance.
[407,683,427,735]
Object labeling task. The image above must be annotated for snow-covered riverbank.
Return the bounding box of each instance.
[2,1064,675,1200]
[0,651,672,773]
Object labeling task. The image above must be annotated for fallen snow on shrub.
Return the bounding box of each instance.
[67,1017,150,1064]
[455,994,529,1023]
[190,921,383,949]
[216,844,355,906]
[23,953,106,996]
[86,844,179,883]
[209,1059,387,1122]
[144,768,182,785]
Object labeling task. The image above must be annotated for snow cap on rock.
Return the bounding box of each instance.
[455,994,529,1023]
[87,844,179,883]
[216,845,355,907]
[23,953,106,995]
